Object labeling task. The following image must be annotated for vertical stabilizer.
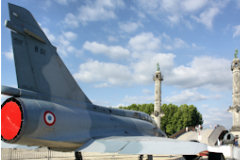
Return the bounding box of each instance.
[6,3,91,103]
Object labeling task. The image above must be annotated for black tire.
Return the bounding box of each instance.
[75,152,83,160]
[139,155,143,160]
[147,155,153,160]
[183,155,200,160]
[208,152,225,160]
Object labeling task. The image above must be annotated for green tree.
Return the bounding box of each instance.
[119,103,203,136]
[160,104,178,134]
[120,103,154,115]
[161,104,203,136]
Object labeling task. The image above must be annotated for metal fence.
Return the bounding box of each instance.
[1,148,184,160]
[1,148,75,160]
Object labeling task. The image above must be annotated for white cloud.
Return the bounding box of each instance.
[94,83,111,88]
[129,32,161,52]
[43,27,81,56]
[76,33,231,92]
[63,13,79,28]
[134,0,181,22]
[128,32,188,54]
[191,43,202,49]
[181,0,208,12]
[83,41,130,59]
[63,0,124,27]
[137,0,228,28]
[57,37,81,56]
[62,31,77,41]
[166,56,232,90]
[142,89,152,95]
[132,53,175,84]
[167,15,181,24]
[161,33,189,50]
[108,36,118,42]
[54,0,76,5]
[2,50,13,60]
[74,60,132,86]
[74,52,175,87]
[237,0,240,8]
[193,7,220,29]
[203,108,232,129]
[233,25,240,38]
[42,27,56,43]
[119,22,142,33]
[164,89,207,105]
[138,0,161,12]
[42,0,52,9]
[78,1,115,22]
[173,38,188,49]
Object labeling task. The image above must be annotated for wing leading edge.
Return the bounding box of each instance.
[78,136,207,155]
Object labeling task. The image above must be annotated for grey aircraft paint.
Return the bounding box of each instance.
[1,3,207,156]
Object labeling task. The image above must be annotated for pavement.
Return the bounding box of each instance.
[1,148,185,160]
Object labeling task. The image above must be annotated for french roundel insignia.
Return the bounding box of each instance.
[44,111,56,126]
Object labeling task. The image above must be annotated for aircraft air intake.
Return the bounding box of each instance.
[1,98,23,141]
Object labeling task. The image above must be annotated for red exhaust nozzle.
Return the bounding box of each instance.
[1,98,23,141]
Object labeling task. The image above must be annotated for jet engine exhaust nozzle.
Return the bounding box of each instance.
[1,98,23,142]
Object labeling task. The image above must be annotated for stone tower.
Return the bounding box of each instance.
[153,63,163,128]
[229,49,240,134]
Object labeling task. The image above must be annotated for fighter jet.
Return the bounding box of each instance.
[1,3,207,160]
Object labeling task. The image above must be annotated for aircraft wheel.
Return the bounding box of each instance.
[138,154,143,160]
[75,152,83,160]
[147,155,153,160]
[208,152,225,160]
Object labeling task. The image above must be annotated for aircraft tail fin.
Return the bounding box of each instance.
[6,3,91,103]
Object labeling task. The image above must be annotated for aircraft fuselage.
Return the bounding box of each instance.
[2,96,162,151]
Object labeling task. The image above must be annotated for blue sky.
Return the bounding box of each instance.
[1,0,240,145]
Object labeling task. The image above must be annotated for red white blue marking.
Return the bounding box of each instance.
[44,111,56,126]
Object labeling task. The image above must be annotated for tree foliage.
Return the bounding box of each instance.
[119,103,203,136]
[119,103,154,115]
